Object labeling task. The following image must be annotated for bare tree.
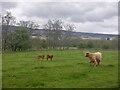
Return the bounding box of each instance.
[2,11,15,50]
[18,20,39,29]
[18,21,28,28]
[63,23,76,49]
[43,19,63,49]
[27,21,39,29]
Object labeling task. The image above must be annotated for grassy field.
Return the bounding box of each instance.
[2,49,118,88]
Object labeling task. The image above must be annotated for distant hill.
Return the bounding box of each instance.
[2,25,117,38]
[72,32,117,38]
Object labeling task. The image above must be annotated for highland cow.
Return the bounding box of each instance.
[85,52,102,66]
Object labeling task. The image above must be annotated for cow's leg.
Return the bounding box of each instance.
[90,62,92,66]
[97,60,100,66]
[94,61,97,67]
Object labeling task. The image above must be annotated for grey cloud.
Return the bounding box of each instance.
[22,3,94,20]
[1,2,118,34]
[21,2,117,23]
[70,3,117,22]
[2,2,18,10]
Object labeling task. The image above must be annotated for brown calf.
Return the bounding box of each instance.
[47,54,53,60]
[37,55,45,60]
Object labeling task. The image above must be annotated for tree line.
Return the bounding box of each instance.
[1,11,118,51]
[2,11,76,51]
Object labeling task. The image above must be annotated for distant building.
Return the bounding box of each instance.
[81,36,102,40]
[81,36,117,40]
[31,35,46,40]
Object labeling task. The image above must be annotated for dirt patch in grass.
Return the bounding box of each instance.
[107,64,115,67]
[34,66,48,69]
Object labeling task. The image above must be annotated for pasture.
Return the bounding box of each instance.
[2,50,118,88]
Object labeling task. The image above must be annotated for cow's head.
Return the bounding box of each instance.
[85,52,90,57]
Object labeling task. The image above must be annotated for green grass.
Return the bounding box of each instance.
[2,50,118,88]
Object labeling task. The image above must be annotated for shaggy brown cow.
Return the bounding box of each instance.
[47,54,53,60]
[37,55,45,60]
[85,52,102,66]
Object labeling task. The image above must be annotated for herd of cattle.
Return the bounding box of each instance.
[37,51,102,67]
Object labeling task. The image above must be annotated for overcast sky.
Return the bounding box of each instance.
[1,1,118,34]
